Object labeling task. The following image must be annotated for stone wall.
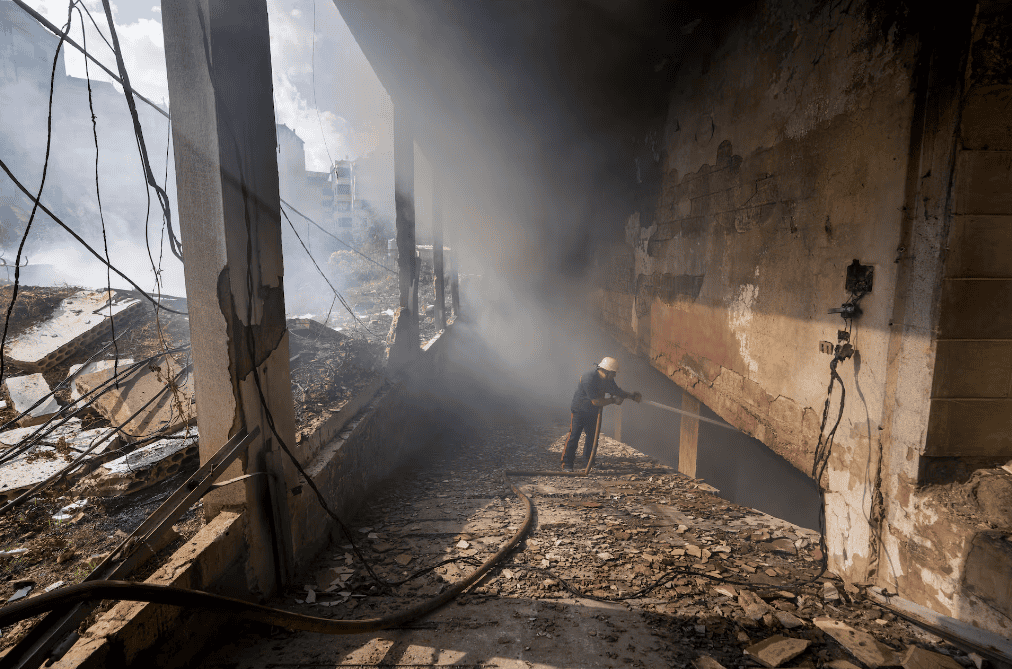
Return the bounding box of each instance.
[594,0,1012,636]
[597,0,922,583]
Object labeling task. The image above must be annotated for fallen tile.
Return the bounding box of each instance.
[739,589,772,620]
[901,646,964,669]
[68,359,133,401]
[714,584,738,598]
[394,553,412,566]
[4,374,59,427]
[372,542,395,553]
[6,291,142,372]
[774,610,805,629]
[744,635,810,668]
[814,617,901,668]
[770,538,797,555]
[8,586,32,603]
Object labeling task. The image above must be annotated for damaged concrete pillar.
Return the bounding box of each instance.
[388,103,420,367]
[679,392,700,478]
[433,176,446,330]
[450,248,461,320]
[162,0,297,597]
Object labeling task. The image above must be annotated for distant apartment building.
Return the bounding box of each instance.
[331,160,355,229]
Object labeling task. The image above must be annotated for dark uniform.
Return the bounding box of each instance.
[561,368,630,468]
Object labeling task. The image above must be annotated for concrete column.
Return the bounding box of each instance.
[450,249,461,320]
[678,392,700,478]
[433,177,446,330]
[389,103,419,365]
[162,0,297,597]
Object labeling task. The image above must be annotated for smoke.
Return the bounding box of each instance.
[0,0,393,312]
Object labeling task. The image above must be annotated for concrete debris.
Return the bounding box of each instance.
[4,374,59,427]
[739,589,772,620]
[76,359,195,439]
[0,548,28,557]
[73,431,198,497]
[693,656,728,669]
[901,647,965,669]
[68,359,133,401]
[7,585,31,603]
[774,610,806,629]
[52,498,88,521]
[1002,459,1012,477]
[5,290,142,372]
[823,581,841,602]
[744,635,810,667]
[206,422,975,669]
[814,617,902,668]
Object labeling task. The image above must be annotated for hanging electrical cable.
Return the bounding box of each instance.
[0,0,74,389]
[100,0,182,263]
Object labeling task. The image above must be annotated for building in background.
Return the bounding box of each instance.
[331,159,355,229]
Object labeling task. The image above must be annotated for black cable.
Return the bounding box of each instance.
[280,207,378,338]
[0,1,72,390]
[0,348,189,468]
[281,200,395,275]
[69,0,115,57]
[0,158,186,315]
[100,0,182,263]
[9,0,168,121]
[311,0,335,169]
[0,362,192,514]
[75,2,120,385]
[0,327,140,463]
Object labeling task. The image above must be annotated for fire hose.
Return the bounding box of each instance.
[0,480,534,642]
[0,397,717,652]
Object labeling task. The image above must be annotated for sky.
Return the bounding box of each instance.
[2,0,393,299]
[28,0,390,171]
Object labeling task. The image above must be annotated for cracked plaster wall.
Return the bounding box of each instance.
[596,0,919,589]
[596,0,1012,637]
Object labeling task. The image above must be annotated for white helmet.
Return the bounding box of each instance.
[598,357,620,373]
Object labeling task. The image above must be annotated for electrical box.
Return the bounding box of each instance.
[846,260,873,294]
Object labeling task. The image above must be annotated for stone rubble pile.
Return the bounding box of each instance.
[0,289,196,503]
[216,420,987,669]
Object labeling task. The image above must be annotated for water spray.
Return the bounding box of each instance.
[643,399,739,431]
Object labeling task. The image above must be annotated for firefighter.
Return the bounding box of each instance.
[561,357,641,471]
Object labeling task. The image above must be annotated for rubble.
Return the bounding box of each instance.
[74,431,198,497]
[814,617,902,668]
[4,290,142,372]
[200,418,973,669]
[3,373,59,426]
[68,358,133,401]
[75,359,195,439]
[745,635,810,667]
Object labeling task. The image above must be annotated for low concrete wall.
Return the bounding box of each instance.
[54,511,246,669]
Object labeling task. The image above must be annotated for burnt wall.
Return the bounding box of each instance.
[596,0,924,581]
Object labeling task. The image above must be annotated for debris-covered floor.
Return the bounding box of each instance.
[197,416,973,669]
[0,277,401,651]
